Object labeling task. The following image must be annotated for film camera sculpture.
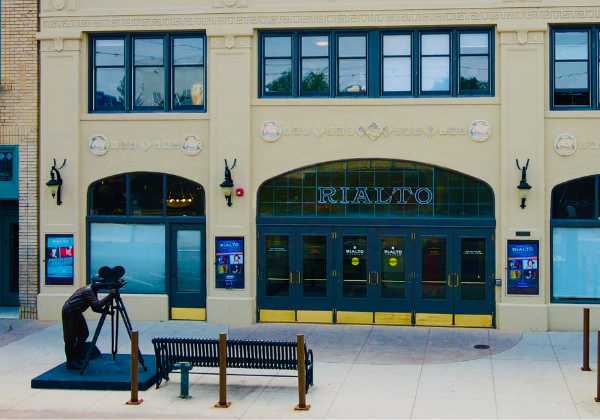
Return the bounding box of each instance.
[80,266,147,375]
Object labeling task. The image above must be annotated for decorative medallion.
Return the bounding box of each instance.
[181,136,203,156]
[554,133,577,157]
[88,135,109,156]
[52,0,67,10]
[261,121,283,143]
[357,122,389,141]
[469,120,491,142]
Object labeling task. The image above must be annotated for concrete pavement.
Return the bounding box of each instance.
[1,320,599,419]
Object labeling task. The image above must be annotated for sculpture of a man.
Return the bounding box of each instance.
[62,284,115,370]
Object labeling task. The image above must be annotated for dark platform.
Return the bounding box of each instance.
[31,354,157,391]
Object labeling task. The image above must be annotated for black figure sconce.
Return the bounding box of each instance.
[46,158,67,206]
[516,158,532,209]
[220,158,237,207]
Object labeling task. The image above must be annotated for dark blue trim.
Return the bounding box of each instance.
[89,32,207,114]
[259,27,494,99]
[257,216,495,228]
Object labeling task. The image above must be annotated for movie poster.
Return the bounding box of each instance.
[46,234,74,285]
[507,240,539,295]
[215,237,244,289]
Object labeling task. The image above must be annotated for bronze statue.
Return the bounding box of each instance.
[61,282,115,370]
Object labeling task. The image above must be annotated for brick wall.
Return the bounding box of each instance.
[0,0,39,319]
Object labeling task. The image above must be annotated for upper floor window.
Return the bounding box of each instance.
[259,28,494,99]
[0,148,15,182]
[551,27,598,110]
[90,33,206,113]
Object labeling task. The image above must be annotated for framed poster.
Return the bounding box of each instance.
[507,240,539,295]
[215,237,244,289]
[45,234,74,285]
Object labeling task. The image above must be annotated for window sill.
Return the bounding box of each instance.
[545,110,600,119]
[81,112,210,122]
[252,97,500,107]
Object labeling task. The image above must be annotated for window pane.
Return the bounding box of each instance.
[383,35,411,56]
[421,56,450,91]
[0,150,14,181]
[553,227,600,299]
[302,36,329,57]
[95,39,125,66]
[460,33,489,55]
[381,237,406,299]
[95,68,125,110]
[176,230,202,292]
[421,237,447,299]
[342,236,368,298]
[421,34,449,55]
[338,59,367,93]
[303,236,327,297]
[264,59,292,94]
[130,173,163,215]
[265,36,291,57]
[383,57,411,92]
[339,36,366,57]
[90,175,126,216]
[173,37,204,65]
[90,223,166,294]
[555,31,588,60]
[134,38,164,66]
[555,61,588,89]
[551,176,595,219]
[135,67,165,107]
[554,91,590,106]
[174,67,204,107]
[460,56,489,93]
[301,58,329,94]
[265,235,290,297]
[166,175,205,216]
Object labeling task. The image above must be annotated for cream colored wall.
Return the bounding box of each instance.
[37,0,600,330]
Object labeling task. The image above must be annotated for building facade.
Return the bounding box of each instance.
[0,0,39,319]
[37,0,600,330]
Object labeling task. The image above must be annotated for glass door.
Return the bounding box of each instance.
[0,211,18,306]
[453,232,494,327]
[414,231,453,326]
[169,224,206,320]
[372,232,414,324]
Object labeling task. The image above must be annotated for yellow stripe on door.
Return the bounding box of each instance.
[259,309,296,323]
[171,307,206,321]
[297,310,334,324]
[415,313,453,327]
[454,314,493,328]
[374,312,412,326]
[336,311,373,325]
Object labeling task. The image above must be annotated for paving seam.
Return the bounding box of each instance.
[408,327,430,419]
[487,329,500,420]
[550,332,583,419]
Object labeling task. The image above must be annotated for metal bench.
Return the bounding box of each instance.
[151,336,314,392]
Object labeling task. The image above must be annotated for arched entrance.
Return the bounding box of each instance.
[87,172,206,320]
[257,159,496,327]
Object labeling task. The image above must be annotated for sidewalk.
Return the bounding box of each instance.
[0,320,599,419]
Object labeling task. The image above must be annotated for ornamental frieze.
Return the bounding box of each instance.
[41,7,600,31]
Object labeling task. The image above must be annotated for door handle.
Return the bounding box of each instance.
[289,272,294,283]
[297,271,302,284]
[455,273,461,288]
[447,273,452,287]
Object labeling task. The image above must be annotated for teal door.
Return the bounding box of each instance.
[335,229,373,314]
[0,204,18,306]
[169,224,206,319]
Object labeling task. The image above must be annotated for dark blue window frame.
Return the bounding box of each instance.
[89,33,206,113]
[259,28,494,99]
[550,26,598,111]
[551,175,600,303]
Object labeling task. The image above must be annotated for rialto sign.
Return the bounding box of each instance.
[318,186,434,205]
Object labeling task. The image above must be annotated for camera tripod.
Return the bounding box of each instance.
[80,292,147,375]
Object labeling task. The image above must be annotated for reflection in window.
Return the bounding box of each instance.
[459,33,490,95]
[421,237,447,299]
[90,223,166,294]
[264,36,292,95]
[94,38,126,111]
[460,238,486,301]
[552,176,596,219]
[173,37,205,108]
[421,33,450,93]
[265,235,290,297]
[553,31,590,107]
[381,237,406,299]
[382,34,411,93]
[130,173,163,216]
[303,236,327,297]
[337,35,367,95]
[90,175,126,215]
[553,228,600,299]
[301,35,329,95]
[342,236,368,297]
[134,38,165,108]
[175,230,202,292]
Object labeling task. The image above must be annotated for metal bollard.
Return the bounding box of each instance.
[583,308,591,371]
[174,362,192,399]
[126,331,143,405]
[214,333,231,408]
[294,334,310,411]
[596,331,600,403]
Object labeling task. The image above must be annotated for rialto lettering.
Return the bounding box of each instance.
[318,186,434,205]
